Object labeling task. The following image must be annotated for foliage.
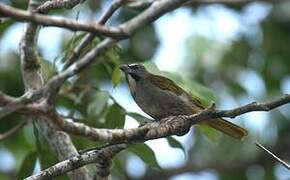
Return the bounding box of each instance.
[0,1,290,180]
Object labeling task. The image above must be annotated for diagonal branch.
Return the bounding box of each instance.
[43,0,189,102]
[63,0,126,69]
[0,0,190,104]
[0,0,189,38]
[0,90,43,120]
[24,144,127,180]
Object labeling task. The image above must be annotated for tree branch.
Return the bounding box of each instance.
[19,0,92,179]
[24,144,126,180]
[22,93,290,179]
[63,0,126,69]
[255,141,290,170]
[52,94,290,144]
[0,3,126,38]
[190,94,290,123]
[141,133,290,179]
[0,0,189,38]
[0,90,43,120]
[36,0,86,13]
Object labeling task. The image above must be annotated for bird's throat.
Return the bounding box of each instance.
[126,74,137,93]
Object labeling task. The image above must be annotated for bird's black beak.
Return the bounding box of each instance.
[120,64,130,73]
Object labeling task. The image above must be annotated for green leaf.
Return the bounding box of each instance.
[56,93,76,110]
[112,155,127,179]
[167,136,185,154]
[185,80,215,106]
[127,112,152,124]
[38,149,59,170]
[111,66,122,88]
[0,19,14,37]
[105,104,125,128]
[0,173,9,180]
[40,59,57,80]
[87,91,109,119]
[143,61,161,75]
[17,151,37,180]
[197,125,221,143]
[128,143,160,168]
[104,45,122,64]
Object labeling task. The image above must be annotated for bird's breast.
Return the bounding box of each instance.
[126,74,137,94]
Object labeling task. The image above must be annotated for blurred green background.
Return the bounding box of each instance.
[0,0,290,179]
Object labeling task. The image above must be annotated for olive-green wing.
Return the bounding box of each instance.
[148,75,204,109]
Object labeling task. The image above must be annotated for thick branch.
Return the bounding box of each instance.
[25,144,126,180]
[0,3,126,39]
[19,0,92,179]
[0,90,43,120]
[53,94,290,144]
[0,0,188,38]
[21,94,290,179]
[1,92,290,144]
[0,91,15,106]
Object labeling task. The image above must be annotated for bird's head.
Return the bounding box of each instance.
[120,64,149,81]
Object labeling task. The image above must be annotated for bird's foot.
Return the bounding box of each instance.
[138,121,148,127]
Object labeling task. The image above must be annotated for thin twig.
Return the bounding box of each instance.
[255,141,290,170]
[63,0,127,69]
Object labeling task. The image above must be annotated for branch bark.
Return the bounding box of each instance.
[0,3,127,38]
[24,144,126,180]
[21,94,290,179]
[53,94,290,144]
[63,0,126,69]
[0,0,188,38]
[19,0,92,179]
[1,0,289,179]
[36,0,86,13]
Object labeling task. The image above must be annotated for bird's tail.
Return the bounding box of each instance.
[202,118,248,140]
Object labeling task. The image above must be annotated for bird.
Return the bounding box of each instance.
[120,63,248,140]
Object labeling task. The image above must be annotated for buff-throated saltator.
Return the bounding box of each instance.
[120,64,248,140]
